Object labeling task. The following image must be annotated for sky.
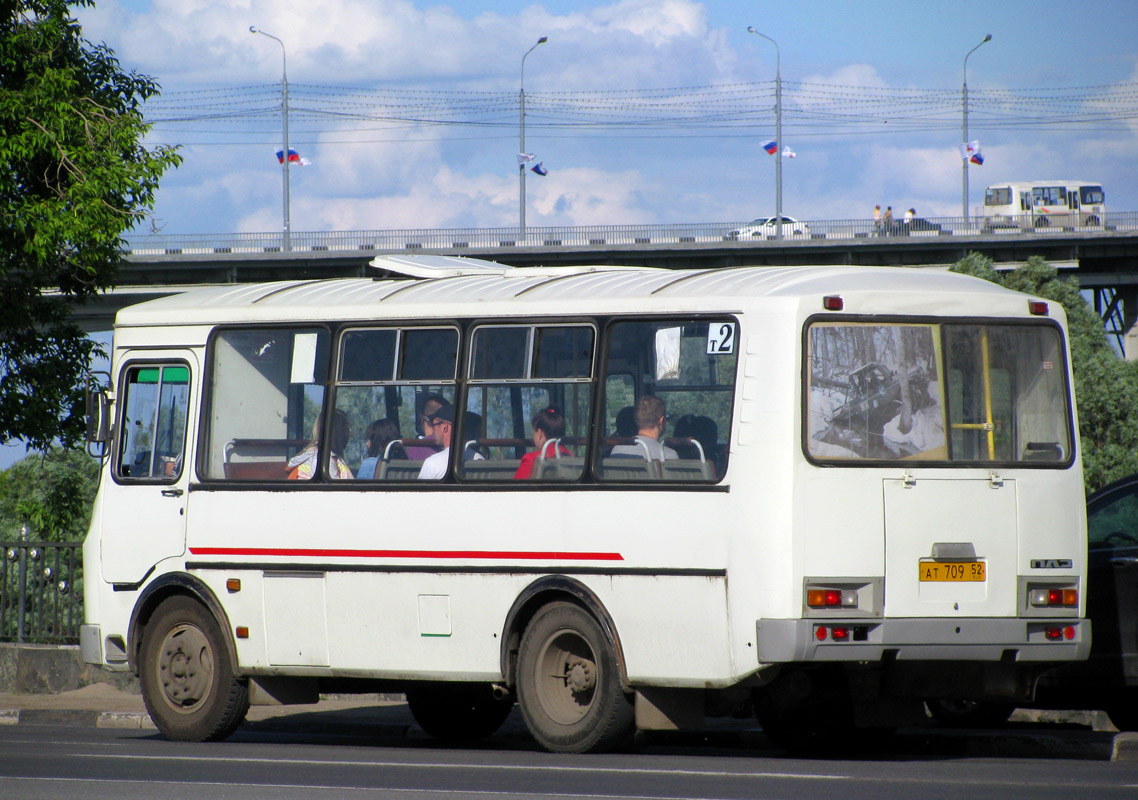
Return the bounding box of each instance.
[3,0,1137,470]
[72,0,1138,238]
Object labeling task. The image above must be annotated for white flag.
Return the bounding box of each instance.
[517,153,536,165]
[959,140,980,160]
[782,146,796,159]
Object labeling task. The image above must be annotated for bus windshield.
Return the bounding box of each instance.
[985,187,1011,206]
[806,320,1071,464]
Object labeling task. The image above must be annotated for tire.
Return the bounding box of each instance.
[139,595,249,742]
[1033,216,1050,228]
[1106,693,1138,732]
[406,682,514,742]
[1086,215,1101,227]
[516,602,634,754]
[926,699,1014,729]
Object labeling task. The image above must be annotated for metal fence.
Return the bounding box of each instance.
[123,212,1138,256]
[0,539,83,645]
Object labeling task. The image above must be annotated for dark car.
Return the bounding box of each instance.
[883,217,947,236]
[928,473,1138,729]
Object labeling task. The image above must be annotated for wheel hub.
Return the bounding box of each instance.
[565,657,595,694]
[158,625,213,710]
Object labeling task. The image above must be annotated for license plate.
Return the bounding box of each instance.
[918,561,986,582]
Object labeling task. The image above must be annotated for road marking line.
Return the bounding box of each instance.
[74,753,847,780]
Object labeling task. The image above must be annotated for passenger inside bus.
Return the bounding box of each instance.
[287,409,353,480]
[673,414,720,477]
[514,406,573,480]
[417,401,483,479]
[405,394,449,460]
[610,396,679,462]
[615,406,637,438]
[357,418,403,480]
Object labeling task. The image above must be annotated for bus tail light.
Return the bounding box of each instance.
[813,624,870,642]
[807,587,858,608]
[1043,625,1076,641]
[1028,301,1049,316]
[1028,586,1078,607]
[822,296,844,311]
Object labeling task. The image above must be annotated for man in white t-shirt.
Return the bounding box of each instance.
[416,401,483,479]
[417,402,455,479]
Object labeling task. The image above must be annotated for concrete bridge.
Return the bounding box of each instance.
[77,214,1138,346]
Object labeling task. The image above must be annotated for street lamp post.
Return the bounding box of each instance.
[519,36,547,241]
[962,34,992,224]
[250,26,291,252]
[747,26,782,240]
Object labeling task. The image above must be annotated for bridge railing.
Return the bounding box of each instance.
[124,212,1138,256]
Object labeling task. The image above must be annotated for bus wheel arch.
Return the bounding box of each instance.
[500,576,628,690]
[128,573,240,679]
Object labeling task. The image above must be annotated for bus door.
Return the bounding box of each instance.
[883,477,1018,618]
[100,356,195,585]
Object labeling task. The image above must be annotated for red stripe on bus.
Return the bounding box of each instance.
[188,547,624,561]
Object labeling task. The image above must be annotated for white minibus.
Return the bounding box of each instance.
[983,180,1105,229]
[81,256,1088,753]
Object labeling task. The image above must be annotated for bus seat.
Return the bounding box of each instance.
[660,459,715,481]
[532,456,585,481]
[378,460,424,480]
[601,457,661,480]
[224,461,290,480]
[461,459,522,480]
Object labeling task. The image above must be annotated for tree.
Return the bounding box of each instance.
[1,0,180,453]
[952,253,1138,492]
[0,447,99,541]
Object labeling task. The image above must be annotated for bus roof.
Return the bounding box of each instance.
[113,259,1044,328]
[987,180,1102,187]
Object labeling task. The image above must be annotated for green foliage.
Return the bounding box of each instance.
[0,447,100,541]
[0,0,181,452]
[952,253,1138,492]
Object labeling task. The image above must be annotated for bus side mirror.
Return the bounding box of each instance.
[85,371,112,455]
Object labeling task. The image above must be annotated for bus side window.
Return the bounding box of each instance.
[331,326,458,482]
[203,328,330,480]
[599,318,736,482]
[462,324,595,482]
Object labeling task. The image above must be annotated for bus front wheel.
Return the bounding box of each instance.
[516,602,634,753]
[139,596,249,741]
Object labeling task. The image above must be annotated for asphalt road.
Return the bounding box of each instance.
[2,716,1138,800]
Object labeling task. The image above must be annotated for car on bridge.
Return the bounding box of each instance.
[928,472,1138,730]
[728,216,810,239]
[882,217,948,237]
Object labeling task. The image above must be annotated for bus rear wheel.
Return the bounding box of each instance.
[516,602,634,753]
[139,595,249,741]
[405,682,514,742]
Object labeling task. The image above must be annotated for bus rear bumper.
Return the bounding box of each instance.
[755,617,1090,664]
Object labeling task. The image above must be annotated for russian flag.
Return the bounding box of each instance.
[276,148,310,166]
[762,140,778,155]
[531,162,548,176]
[970,152,984,165]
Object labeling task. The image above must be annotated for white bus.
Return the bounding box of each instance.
[81,256,1088,754]
[983,180,1105,229]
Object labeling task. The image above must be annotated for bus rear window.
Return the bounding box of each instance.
[806,321,1071,465]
